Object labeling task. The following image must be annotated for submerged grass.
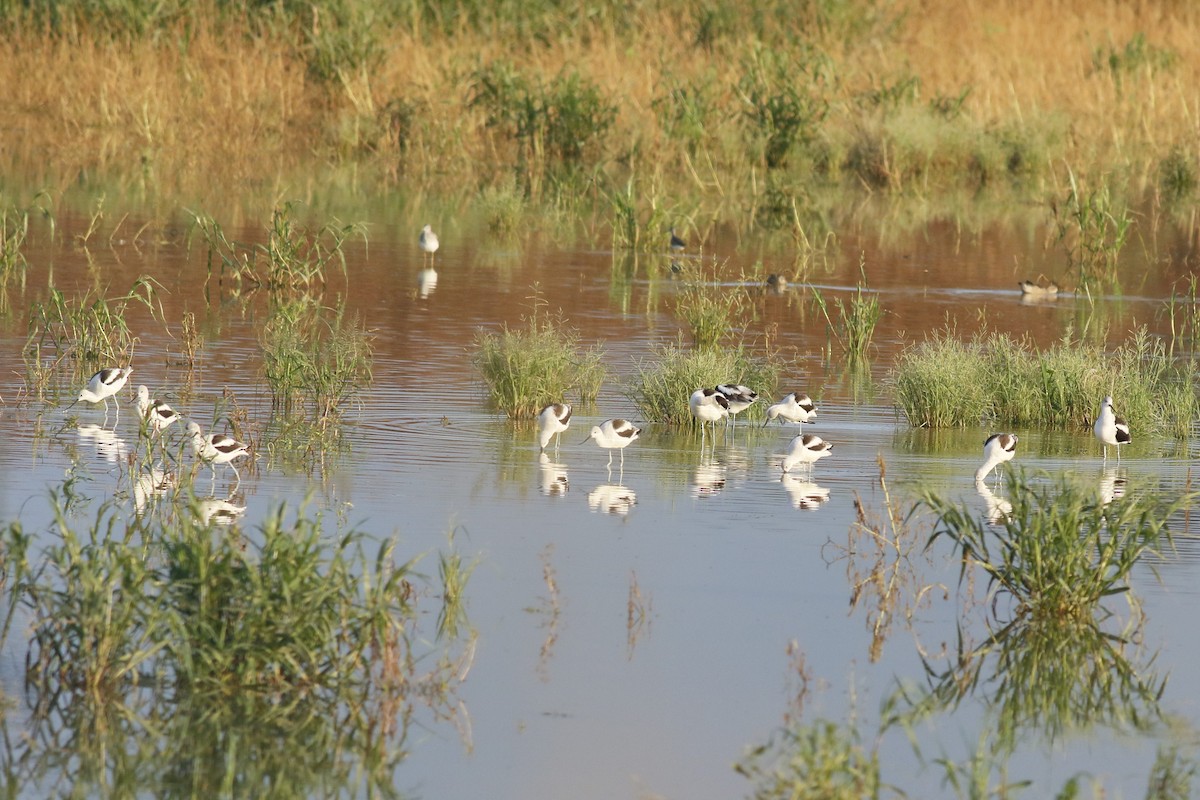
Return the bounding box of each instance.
[473,297,606,419]
[628,341,780,425]
[892,326,1199,435]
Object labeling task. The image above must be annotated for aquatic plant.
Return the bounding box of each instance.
[259,295,374,421]
[628,341,779,425]
[25,277,166,389]
[1,490,471,796]
[607,177,678,253]
[190,203,367,295]
[810,257,882,361]
[891,326,1198,435]
[473,299,606,419]
[0,201,40,296]
[1050,169,1132,287]
[673,265,749,349]
[919,471,1182,621]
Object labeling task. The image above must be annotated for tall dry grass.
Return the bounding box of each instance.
[0,1,1197,219]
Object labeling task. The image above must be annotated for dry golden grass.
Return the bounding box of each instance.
[0,1,1197,214]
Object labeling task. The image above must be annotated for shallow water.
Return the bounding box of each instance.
[1,206,1198,797]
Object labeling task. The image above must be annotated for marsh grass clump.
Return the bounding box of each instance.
[893,326,1198,435]
[920,471,1182,621]
[811,258,882,361]
[673,265,750,349]
[190,203,367,295]
[26,277,165,389]
[474,301,606,419]
[629,341,779,425]
[259,295,374,421]
[607,178,677,253]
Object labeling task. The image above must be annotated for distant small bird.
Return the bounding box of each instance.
[71,367,133,418]
[689,387,729,438]
[1093,395,1131,462]
[537,402,572,453]
[1019,279,1060,297]
[419,224,439,264]
[188,421,250,484]
[716,384,758,428]
[764,392,817,426]
[669,228,686,253]
[136,385,180,435]
[975,432,1018,484]
[581,418,640,469]
[781,433,833,473]
[766,274,789,292]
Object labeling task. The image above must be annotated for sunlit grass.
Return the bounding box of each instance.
[892,326,1199,435]
[628,341,780,425]
[473,298,606,419]
[919,470,1183,621]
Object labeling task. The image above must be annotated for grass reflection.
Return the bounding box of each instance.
[0,488,470,797]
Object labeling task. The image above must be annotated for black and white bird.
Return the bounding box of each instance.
[1093,396,1131,462]
[71,367,133,418]
[188,421,250,484]
[689,387,729,438]
[781,433,833,473]
[136,385,180,435]
[581,418,640,469]
[537,402,572,453]
[975,432,1018,484]
[716,384,758,428]
[764,392,817,426]
[669,227,686,253]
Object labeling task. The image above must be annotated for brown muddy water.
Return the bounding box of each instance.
[1,206,1199,798]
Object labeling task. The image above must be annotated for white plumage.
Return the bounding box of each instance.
[1093,396,1131,462]
[581,418,640,468]
[781,433,833,473]
[136,385,180,435]
[188,421,250,483]
[689,387,729,437]
[716,384,758,427]
[74,367,133,417]
[764,392,817,426]
[537,402,572,452]
[419,224,439,263]
[975,432,1017,484]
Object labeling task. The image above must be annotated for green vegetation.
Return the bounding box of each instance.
[673,265,750,349]
[919,471,1180,621]
[190,203,367,296]
[259,295,374,421]
[25,277,166,396]
[0,489,470,796]
[473,299,606,419]
[1050,170,1133,288]
[891,326,1198,435]
[628,341,780,425]
[736,718,881,800]
[811,257,883,361]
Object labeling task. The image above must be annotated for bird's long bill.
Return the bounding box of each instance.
[576,434,591,445]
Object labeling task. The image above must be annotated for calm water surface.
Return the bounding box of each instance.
[0,208,1197,798]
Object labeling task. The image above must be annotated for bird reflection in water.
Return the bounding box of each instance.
[77,423,130,464]
[133,465,176,515]
[974,479,1013,525]
[194,495,247,527]
[587,484,637,516]
[1099,468,1127,506]
[538,452,569,497]
[780,473,830,510]
[417,268,438,299]
[691,458,726,498]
